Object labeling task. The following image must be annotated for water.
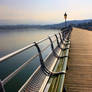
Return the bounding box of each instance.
[0,28,60,92]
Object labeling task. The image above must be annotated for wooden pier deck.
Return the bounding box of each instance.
[64,28,92,92]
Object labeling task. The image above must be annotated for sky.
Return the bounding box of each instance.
[0,0,92,25]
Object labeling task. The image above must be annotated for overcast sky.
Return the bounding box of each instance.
[0,0,92,25]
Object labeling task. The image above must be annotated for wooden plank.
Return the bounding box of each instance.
[64,28,92,92]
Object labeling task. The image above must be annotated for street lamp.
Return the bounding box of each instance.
[64,12,67,27]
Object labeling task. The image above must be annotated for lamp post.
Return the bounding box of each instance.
[64,12,67,27]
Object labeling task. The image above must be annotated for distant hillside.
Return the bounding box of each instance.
[76,20,92,31]
[0,19,92,30]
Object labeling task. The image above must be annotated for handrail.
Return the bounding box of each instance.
[0,27,72,92]
[2,40,56,85]
[0,33,58,63]
[1,35,57,84]
[0,32,59,82]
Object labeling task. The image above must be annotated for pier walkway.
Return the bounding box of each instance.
[65,28,92,92]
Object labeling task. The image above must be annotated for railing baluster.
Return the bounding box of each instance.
[0,80,5,92]
[55,34,60,48]
[59,33,63,44]
[55,34,69,51]
[49,36,68,59]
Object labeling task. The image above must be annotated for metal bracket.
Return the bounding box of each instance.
[55,34,60,48]
[0,80,5,92]
[59,33,63,44]
[55,34,69,51]
[63,86,67,92]
[34,42,51,76]
[62,31,66,41]
[59,32,69,47]
[48,37,68,59]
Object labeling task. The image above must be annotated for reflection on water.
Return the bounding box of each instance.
[0,28,59,92]
[0,29,59,57]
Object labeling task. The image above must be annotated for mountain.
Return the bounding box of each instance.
[0,19,92,30]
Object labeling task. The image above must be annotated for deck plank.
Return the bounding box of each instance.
[65,28,92,92]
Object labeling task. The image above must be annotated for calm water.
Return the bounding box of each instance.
[0,28,59,92]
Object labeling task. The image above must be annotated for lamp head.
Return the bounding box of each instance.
[64,12,67,20]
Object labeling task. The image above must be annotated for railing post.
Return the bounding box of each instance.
[55,34,60,48]
[48,36,68,59]
[59,33,63,44]
[34,42,51,76]
[62,31,65,41]
[63,86,66,92]
[0,80,5,92]
[48,36,55,52]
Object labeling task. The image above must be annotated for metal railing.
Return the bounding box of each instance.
[0,27,72,92]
